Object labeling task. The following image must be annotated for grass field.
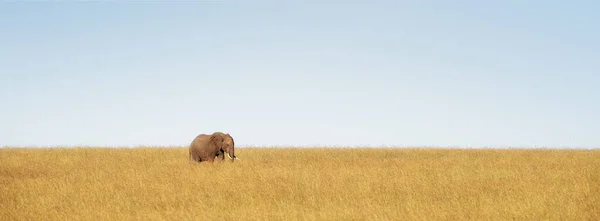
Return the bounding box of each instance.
[1,147,599,220]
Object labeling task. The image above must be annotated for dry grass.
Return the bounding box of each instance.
[1,147,599,220]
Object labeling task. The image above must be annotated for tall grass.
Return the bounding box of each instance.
[1,147,599,220]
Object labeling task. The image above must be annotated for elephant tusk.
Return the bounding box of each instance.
[227,153,233,159]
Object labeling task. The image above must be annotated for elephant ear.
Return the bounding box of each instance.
[209,133,224,148]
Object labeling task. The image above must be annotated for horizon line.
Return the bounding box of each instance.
[1,145,598,150]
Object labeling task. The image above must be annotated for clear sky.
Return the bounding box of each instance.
[1,1,598,148]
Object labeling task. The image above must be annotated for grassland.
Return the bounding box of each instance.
[1,147,599,220]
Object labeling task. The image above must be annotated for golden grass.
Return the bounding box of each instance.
[1,147,599,220]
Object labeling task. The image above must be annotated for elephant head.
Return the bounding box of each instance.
[211,132,237,162]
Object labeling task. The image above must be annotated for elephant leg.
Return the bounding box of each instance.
[216,150,225,161]
[205,152,216,162]
[206,156,215,162]
[190,152,201,162]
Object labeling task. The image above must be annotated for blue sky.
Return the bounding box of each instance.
[1,1,598,148]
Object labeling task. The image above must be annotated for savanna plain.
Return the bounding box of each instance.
[1,147,599,221]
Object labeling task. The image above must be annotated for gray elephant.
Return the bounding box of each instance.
[189,132,237,163]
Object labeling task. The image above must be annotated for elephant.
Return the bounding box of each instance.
[189,132,237,163]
